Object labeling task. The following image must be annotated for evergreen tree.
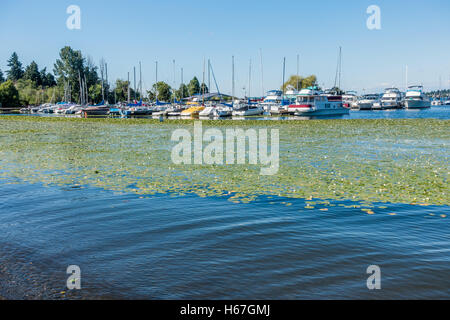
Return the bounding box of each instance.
[175,83,189,100]
[188,77,200,96]
[6,52,24,81]
[23,61,41,85]
[0,69,4,83]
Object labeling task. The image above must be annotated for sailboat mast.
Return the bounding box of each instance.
[248,59,251,99]
[208,59,211,93]
[100,60,104,102]
[338,47,342,90]
[259,48,264,97]
[139,61,142,101]
[105,62,108,103]
[202,58,205,105]
[282,57,286,95]
[84,75,88,104]
[232,56,235,104]
[127,72,130,104]
[155,61,158,102]
[173,59,176,103]
[133,66,136,100]
[297,54,300,90]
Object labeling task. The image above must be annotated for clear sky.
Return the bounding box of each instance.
[1,0,449,96]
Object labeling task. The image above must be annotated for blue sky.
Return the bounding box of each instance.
[1,0,450,96]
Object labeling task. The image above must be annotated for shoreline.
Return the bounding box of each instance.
[0,114,449,125]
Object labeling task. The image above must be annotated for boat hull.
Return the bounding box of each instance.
[232,108,263,116]
[405,100,431,109]
[294,108,349,116]
[358,102,374,110]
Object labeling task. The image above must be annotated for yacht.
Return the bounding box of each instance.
[260,90,283,112]
[404,86,431,109]
[357,94,380,110]
[232,101,264,116]
[288,86,321,114]
[289,89,349,117]
[215,104,233,117]
[380,88,403,109]
[342,91,359,109]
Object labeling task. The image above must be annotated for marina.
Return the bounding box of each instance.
[1,0,449,304]
[12,88,446,120]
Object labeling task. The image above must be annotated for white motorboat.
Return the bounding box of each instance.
[259,90,284,112]
[404,86,431,109]
[289,90,349,117]
[232,102,264,116]
[380,88,403,109]
[342,91,359,109]
[357,94,380,110]
[215,104,233,117]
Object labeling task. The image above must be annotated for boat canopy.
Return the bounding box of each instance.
[127,100,142,107]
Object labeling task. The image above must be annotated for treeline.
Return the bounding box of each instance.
[0,46,212,109]
[0,46,321,109]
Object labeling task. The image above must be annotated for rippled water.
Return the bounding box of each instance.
[0,181,448,299]
[0,115,448,299]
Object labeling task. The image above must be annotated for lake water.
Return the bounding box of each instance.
[0,115,448,299]
[4,106,450,120]
[0,181,448,299]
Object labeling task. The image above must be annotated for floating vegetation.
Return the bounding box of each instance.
[0,116,448,206]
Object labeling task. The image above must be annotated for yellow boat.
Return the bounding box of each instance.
[180,105,205,117]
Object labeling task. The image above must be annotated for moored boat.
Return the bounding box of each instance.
[380,88,403,109]
[342,91,358,109]
[232,102,264,116]
[404,85,431,109]
[290,91,349,117]
[180,105,205,117]
[357,94,380,110]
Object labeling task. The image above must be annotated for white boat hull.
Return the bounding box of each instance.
[357,102,374,110]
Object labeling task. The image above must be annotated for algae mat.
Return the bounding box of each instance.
[0,116,448,205]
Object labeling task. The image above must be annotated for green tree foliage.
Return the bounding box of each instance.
[175,83,189,101]
[6,52,24,81]
[0,80,21,108]
[148,81,172,101]
[40,68,57,87]
[88,83,103,104]
[53,46,99,103]
[188,77,200,96]
[24,61,41,85]
[114,79,139,102]
[15,79,63,106]
[0,69,4,83]
[200,83,209,94]
[281,75,317,91]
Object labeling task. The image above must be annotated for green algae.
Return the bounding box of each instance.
[0,116,448,205]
